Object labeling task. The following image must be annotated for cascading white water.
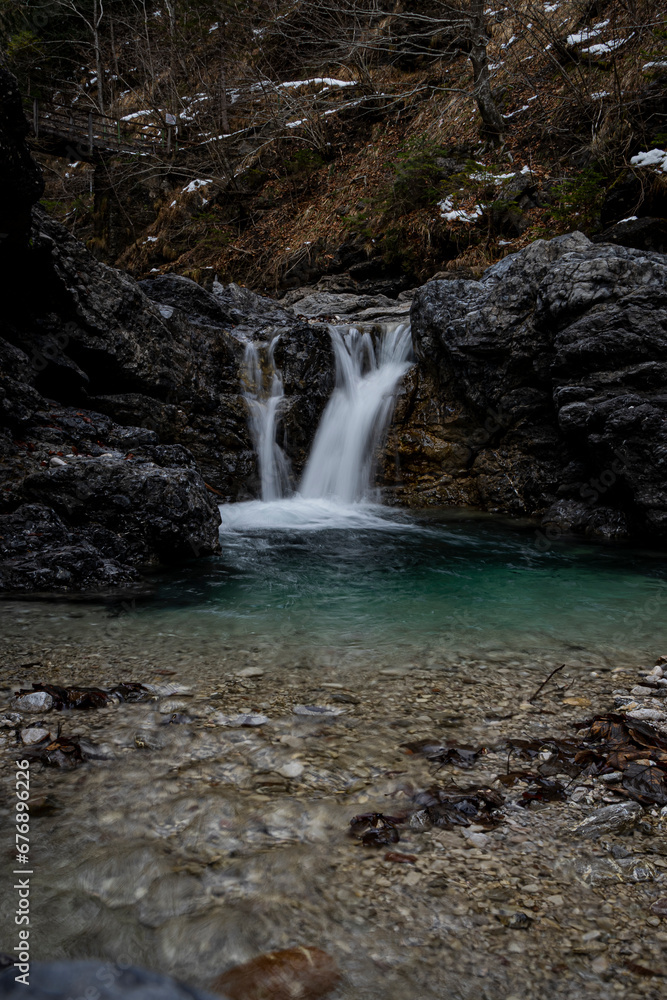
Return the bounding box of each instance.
[243,337,292,501]
[229,321,413,530]
[300,323,413,503]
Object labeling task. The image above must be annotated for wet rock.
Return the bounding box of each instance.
[236,667,265,678]
[0,505,140,593]
[213,713,270,727]
[0,712,21,727]
[626,708,666,722]
[396,233,667,539]
[211,947,340,1000]
[651,897,667,917]
[278,761,304,778]
[0,961,226,1000]
[20,456,221,569]
[498,912,532,929]
[12,690,53,713]
[293,705,344,717]
[578,856,656,885]
[571,802,643,839]
[20,725,52,745]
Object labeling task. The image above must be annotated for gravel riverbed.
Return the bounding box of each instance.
[1,607,666,1000]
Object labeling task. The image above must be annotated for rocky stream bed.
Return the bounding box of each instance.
[1,605,667,1000]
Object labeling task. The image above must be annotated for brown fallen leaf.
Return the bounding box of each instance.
[562,697,591,707]
[623,960,665,978]
[210,947,341,1000]
[384,851,417,864]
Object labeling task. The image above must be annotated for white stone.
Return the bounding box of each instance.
[626,708,665,721]
[12,691,54,713]
[21,726,51,745]
[278,761,304,778]
[236,667,265,678]
[213,712,269,727]
[293,704,344,716]
[49,456,67,466]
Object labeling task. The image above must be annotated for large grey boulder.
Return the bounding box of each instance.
[389,232,667,541]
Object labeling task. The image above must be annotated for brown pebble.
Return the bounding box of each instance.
[384,851,417,864]
[210,946,340,1000]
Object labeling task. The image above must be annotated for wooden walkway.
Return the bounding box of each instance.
[26,97,193,160]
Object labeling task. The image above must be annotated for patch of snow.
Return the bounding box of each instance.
[544,3,559,10]
[630,148,667,172]
[590,91,610,99]
[144,236,158,243]
[170,200,177,208]
[68,161,80,168]
[619,216,638,223]
[209,21,219,32]
[488,62,504,71]
[503,104,530,118]
[469,169,516,182]
[121,110,153,121]
[643,61,667,70]
[439,196,483,223]
[277,77,356,90]
[567,21,608,45]
[582,36,630,56]
[182,178,214,194]
[501,35,517,49]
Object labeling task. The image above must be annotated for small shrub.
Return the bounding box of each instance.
[547,167,607,231]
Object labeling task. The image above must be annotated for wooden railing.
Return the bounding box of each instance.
[27,98,191,158]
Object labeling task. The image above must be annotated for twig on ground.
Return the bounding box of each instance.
[528,663,565,703]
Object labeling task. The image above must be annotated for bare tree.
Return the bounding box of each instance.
[260,1,506,139]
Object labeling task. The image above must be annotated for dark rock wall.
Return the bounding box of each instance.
[386,232,667,542]
[0,70,334,591]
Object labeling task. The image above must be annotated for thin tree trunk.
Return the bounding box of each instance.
[93,0,104,114]
[468,0,504,141]
[219,14,230,134]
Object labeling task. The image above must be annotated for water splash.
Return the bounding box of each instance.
[243,337,292,501]
[300,323,413,503]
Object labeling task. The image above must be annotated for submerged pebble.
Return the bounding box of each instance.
[571,802,643,839]
[213,713,270,727]
[292,705,344,717]
[12,691,54,712]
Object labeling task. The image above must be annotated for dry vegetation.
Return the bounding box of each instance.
[5,0,667,289]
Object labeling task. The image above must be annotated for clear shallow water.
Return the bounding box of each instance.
[2,504,667,998]
[1,504,665,667]
[145,501,667,662]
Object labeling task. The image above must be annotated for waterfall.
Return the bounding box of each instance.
[300,323,413,503]
[241,322,412,513]
[243,337,292,501]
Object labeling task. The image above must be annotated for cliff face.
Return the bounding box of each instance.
[387,233,667,543]
[0,70,335,592]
